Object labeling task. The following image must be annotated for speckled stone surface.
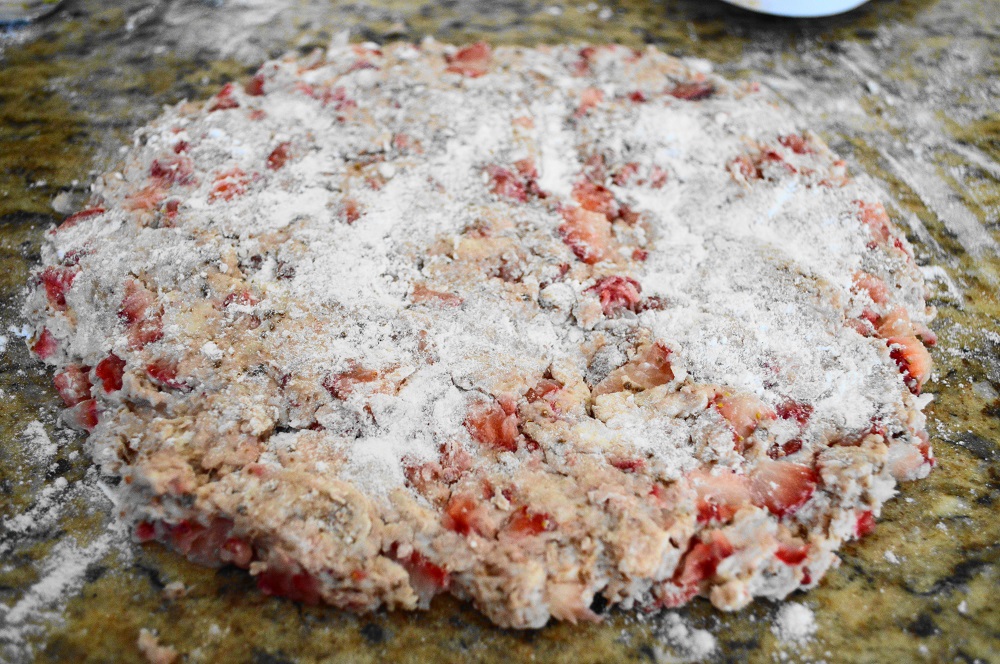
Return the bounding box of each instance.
[0,1,998,662]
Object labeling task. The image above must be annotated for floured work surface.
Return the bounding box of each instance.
[1,1,1000,664]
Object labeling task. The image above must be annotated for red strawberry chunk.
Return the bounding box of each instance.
[749,460,817,518]
[399,550,450,606]
[888,335,932,395]
[208,82,240,112]
[852,271,890,306]
[150,155,195,186]
[257,568,321,605]
[572,180,618,219]
[613,162,640,186]
[53,364,92,406]
[219,537,254,568]
[776,399,813,426]
[728,154,762,181]
[576,87,604,116]
[715,393,776,442]
[445,42,491,77]
[135,521,157,542]
[776,543,809,565]
[485,165,528,202]
[31,329,58,360]
[465,400,520,452]
[768,438,803,460]
[40,266,77,311]
[587,275,642,316]
[690,469,751,524]
[124,185,167,211]
[323,361,379,399]
[525,378,561,403]
[672,531,734,591]
[56,206,105,232]
[119,280,163,350]
[245,73,266,96]
[559,206,613,265]
[444,494,484,536]
[667,81,715,100]
[266,142,291,171]
[855,200,893,244]
[173,140,189,154]
[64,398,98,431]
[855,510,877,538]
[95,353,126,393]
[209,167,251,202]
[610,456,645,473]
[778,134,811,154]
[146,360,188,391]
[506,506,552,536]
[593,341,674,396]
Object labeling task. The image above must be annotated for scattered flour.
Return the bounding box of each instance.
[654,612,717,662]
[772,602,817,646]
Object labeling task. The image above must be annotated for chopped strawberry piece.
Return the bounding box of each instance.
[64,398,98,431]
[587,275,642,316]
[245,73,266,96]
[887,335,932,395]
[593,341,674,396]
[219,537,254,568]
[632,248,649,261]
[31,328,58,360]
[613,162,640,186]
[445,42,491,77]
[56,206,105,231]
[715,393,776,442]
[776,543,809,565]
[95,353,126,393]
[208,82,240,112]
[855,510,877,538]
[852,271,890,306]
[124,185,167,211]
[690,469,751,524]
[53,364,92,406]
[728,154,762,181]
[749,460,817,518]
[208,167,251,202]
[323,361,379,399]
[525,378,561,403]
[855,200,893,245]
[411,283,463,306]
[671,530,734,597]
[39,266,77,310]
[398,550,450,605]
[778,134,811,154]
[119,280,163,350]
[145,360,188,391]
[768,438,803,460]
[628,90,647,103]
[444,494,483,536]
[576,87,604,116]
[559,206,613,264]
[667,81,715,100]
[342,198,362,224]
[572,46,598,76]
[776,399,813,426]
[610,456,645,473]
[572,179,618,219]
[506,506,552,536]
[150,155,195,186]
[223,289,259,307]
[266,142,291,170]
[257,568,321,605]
[173,140,189,154]
[485,165,527,202]
[465,399,520,452]
[877,307,914,338]
[135,521,156,542]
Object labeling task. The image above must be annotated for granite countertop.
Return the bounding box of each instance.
[0,1,997,662]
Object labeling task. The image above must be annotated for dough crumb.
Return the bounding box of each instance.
[137,628,178,664]
[162,581,188,600]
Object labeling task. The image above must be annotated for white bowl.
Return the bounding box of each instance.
[720,0,871,17]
